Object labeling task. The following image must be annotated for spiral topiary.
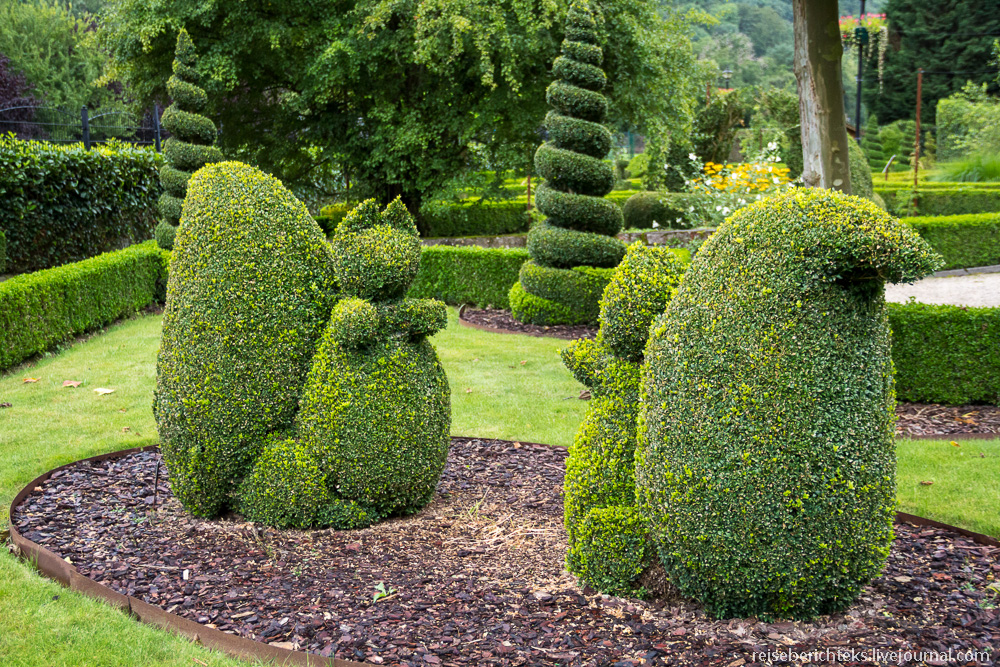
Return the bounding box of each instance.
[636,190,943,619]
[561,244,685,596]
[509,0,626,326]
[155,29,223,250]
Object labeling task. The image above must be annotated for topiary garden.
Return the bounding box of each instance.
[509,0,626,326]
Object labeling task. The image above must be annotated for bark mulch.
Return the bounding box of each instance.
[459,307,597,341]
[11,438,1000,666]
[459,308,1000,440]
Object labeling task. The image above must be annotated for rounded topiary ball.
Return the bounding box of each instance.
[637,189,942,619]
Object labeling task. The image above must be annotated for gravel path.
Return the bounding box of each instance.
[887,266,1000,308]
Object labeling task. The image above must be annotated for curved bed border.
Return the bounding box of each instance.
[7,445,1000,666]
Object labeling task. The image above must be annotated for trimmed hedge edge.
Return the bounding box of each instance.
[0,241,170,372]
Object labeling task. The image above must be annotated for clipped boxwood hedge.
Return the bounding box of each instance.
[0,137,162,274]
[902,213,1000,270]
[878,188,1000,217]
[889,302,1000,404]
[0,241,169,372]
[408,245,530,309]
[419,201,532,238]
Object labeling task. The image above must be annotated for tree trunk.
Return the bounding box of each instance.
[793,0,852,193]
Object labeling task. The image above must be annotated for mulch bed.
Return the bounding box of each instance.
[12,439,1000,666]
[459,307,597,341]
[459,308,1000,439]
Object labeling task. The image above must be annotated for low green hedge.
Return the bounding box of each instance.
[0,241,169,372]
[878,188,1000,217]
[419,201,532,238]
[0,137,163,274]
[889,302,1000,404]
[408,245,530,309]
[903,213,1000,270]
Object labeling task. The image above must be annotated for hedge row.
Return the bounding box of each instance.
[407,245,530,309]
[419,201,533,238]
[0,241,169,372]
[878,188,1000,217]
[0,137,163,274]
[903,213,1000,270]
[889,302,1000,404]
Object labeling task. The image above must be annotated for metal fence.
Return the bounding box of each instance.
[0,104,166,151]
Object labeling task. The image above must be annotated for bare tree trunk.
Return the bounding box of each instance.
[793,0,852,193]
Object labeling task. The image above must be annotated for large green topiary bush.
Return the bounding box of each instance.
[509,0,625,325]
[155,29,223,250]
[154,162,337,518]
[636,189,942,619]
[562,243,685,596]
[282,199,451,526]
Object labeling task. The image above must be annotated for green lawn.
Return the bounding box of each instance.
[1,308,998,666]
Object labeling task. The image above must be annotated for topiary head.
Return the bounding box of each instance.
[598,243,686,362]
[332,197,421,301]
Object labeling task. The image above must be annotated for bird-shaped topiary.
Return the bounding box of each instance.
[561,243,685,596]
[154,29,223,250]
[509,0,626,326]
[636,189,942,619]
[155,162,451,529]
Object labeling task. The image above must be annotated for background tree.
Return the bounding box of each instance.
[98,0,702,216]
[863,0,1000,126]
[0,54,43,137]
[0,0,114,111]
[793,0,851,192]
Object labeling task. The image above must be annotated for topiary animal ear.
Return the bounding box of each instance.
[335,199,382,235]
[381,196,419,236]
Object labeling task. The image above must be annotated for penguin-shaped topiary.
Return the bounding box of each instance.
[509,0,626,326]
[155,29,223,250]
[561,243,685,596]
[636,189,942,619]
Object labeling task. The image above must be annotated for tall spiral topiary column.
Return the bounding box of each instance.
[155,28,223,250]
[509,0,626,326]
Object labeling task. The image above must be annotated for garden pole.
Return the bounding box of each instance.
[914,68,922,190]
[855,0,865,140]
[153,103,161,152]
[81,106,90,151]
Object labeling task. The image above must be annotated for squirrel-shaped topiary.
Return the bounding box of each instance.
[155,162,451,529]
[636,190,942,619]
[561,243,685,596]
[154,29,223,250]
[509,0,626,326]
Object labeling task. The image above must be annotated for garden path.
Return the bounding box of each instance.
[886,265,1000,308]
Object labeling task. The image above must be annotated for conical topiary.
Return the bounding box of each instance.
[509,0,626,326]
[860,115,885,169]
[155,28,223,249]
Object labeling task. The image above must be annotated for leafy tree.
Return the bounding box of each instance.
[0,0,113,111]
[98,0,702,214]
[0,53,43,137]
[863,0,1000,125]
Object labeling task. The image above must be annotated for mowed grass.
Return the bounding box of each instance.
[0,308,998,666]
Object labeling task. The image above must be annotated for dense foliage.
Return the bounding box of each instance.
[0,241,168,372]
[98,0,702,207]
[637,190,941,619]
[936,83,1000,164]
[409,245,530,310]
[0,136,162,273]
[155,29,222,249]
[889,302,1000,404]
[0,0,115,111]
[902,212,1000,270]
[510,1,624,326]
[155,162,337,518]
[862,0,1000,126]
[0,53,43,137]
[562,244,685,595]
